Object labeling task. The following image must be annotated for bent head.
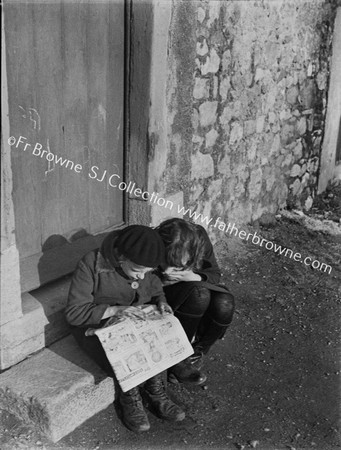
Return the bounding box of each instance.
[155,218,205,271]
[118,258,154,280]
[101,225,166,279]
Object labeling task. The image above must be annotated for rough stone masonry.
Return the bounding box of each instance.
[148,0,336,228]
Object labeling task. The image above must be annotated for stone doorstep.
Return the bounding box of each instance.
[0,277,71,370]
[0,335,115,442]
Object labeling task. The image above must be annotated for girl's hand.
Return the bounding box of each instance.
[156,300,173,315]
[87,306,147,336]
[165,269,202,282]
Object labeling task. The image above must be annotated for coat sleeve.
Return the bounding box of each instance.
[65,255,108,327]
[148,273,168,304]
[193,225,222,285]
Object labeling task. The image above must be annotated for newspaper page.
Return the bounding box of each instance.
[94,305,194,392]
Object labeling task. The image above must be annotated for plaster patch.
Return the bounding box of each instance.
[151,191,184,226]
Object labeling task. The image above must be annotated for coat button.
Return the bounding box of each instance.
[131,281,139,289]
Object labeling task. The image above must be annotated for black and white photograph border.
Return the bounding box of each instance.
[1,0,341,449]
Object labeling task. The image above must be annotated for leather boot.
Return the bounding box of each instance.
[168,357,207,385]
[144,373,185,422]
[195,317,229,352]
[174,310,203,343]
[189,347,205,370]
[192,319,230,370]
[119,387,150,432]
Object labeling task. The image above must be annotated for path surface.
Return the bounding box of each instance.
[1,211,340,450]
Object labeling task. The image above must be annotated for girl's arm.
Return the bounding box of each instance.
[149,274,173,313]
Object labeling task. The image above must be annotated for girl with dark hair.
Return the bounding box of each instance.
[155,218,235,385]
[65,225,185,433]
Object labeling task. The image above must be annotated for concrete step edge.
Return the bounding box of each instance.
[0,335,116,442]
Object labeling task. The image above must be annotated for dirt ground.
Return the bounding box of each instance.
[1,186,340,450]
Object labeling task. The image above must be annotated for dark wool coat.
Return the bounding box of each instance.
[65,233,166,328]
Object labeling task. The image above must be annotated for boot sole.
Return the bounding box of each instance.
[123,420,150,433]
[168,372,207,385]
[154,410,186,422]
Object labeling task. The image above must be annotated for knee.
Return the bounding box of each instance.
[224,293,235,315]
[178,285,211,316]
[211,292,235,322]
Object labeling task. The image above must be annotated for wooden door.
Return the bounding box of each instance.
[4,0,126,292]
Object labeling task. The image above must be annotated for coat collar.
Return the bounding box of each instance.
[95,250,119,273]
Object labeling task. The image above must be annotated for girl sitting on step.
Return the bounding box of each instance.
[65,225,185,433]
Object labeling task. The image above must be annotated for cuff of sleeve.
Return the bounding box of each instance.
[91,304,111,324]
[150,294,167,304]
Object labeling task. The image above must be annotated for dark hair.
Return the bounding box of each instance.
[155,218,205,269]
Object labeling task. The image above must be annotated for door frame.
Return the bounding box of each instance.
[318,6,341,192]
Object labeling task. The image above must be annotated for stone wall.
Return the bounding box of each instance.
[148,0,336,229]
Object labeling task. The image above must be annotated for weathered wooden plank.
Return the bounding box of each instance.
[87,1,109,233]
[32,2,64,246]
[61,1,90,233]
[128,0,152,221]
[107,0,125,225]
[5,2,42,258]
[20,232,106,294]
[87,1,124,233]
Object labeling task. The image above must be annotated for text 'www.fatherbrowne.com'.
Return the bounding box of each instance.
[8,135,333,275]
